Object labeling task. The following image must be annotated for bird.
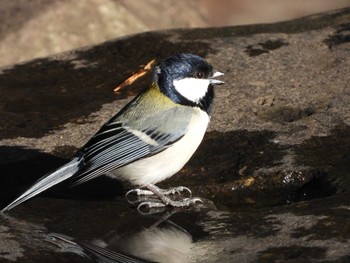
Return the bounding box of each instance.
[1,53,224,212]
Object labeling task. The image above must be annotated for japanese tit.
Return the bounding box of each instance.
[1,53,224,212]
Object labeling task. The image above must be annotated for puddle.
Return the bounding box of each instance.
[257,246,327,262]
[1,198,207,263]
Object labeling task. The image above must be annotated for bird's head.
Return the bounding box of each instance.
[154,53,224,114]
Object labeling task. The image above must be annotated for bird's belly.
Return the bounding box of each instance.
[109,110,209,185]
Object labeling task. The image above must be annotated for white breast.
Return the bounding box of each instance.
[110,108,210,186]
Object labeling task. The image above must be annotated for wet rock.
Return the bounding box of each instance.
[1,8,350,263]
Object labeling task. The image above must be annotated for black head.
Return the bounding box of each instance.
[154,53,224,114]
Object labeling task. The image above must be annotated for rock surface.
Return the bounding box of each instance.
[1,8,350,263]
[1,0,349,67]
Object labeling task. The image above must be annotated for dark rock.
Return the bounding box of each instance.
[1,8,350,263]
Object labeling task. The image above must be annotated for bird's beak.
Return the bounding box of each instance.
[209,71,225,85]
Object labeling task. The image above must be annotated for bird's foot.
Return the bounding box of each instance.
[137,197,202,215]
[125,185,192,205]
[126,185,192,198]
[125,184,201,214]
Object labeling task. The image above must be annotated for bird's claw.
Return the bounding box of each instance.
[126,186,191,197]
[166,186,192,197]
[125,188,154,196]
[137,197,202,214]
[125,186,192,204]
[125,189,153,204]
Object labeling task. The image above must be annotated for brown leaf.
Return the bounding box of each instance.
[114,59,156,93]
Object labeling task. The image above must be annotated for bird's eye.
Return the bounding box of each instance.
[196,72,205,79]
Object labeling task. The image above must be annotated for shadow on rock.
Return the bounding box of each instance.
[0,35,214,140]
[165,128,341,211]
[0,146,123,209]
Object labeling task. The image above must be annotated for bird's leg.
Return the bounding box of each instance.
[136,184,202,211]
[125,184,202,213]
[126,185,192,197]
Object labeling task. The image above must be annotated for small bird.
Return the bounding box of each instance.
[1,53,224,212]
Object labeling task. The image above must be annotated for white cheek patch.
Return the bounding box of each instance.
[173,78,210,103]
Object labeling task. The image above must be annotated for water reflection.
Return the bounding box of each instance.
[0,194,211,262]
[47,212,193,263]
[0,213,53,261]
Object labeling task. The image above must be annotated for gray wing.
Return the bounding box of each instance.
[72,111,187,185]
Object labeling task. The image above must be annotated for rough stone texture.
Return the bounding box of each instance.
[0,8,350,263]
[0,0,349,67]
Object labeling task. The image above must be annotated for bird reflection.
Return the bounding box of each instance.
[47,212,193,263]
[47,233,148,263]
